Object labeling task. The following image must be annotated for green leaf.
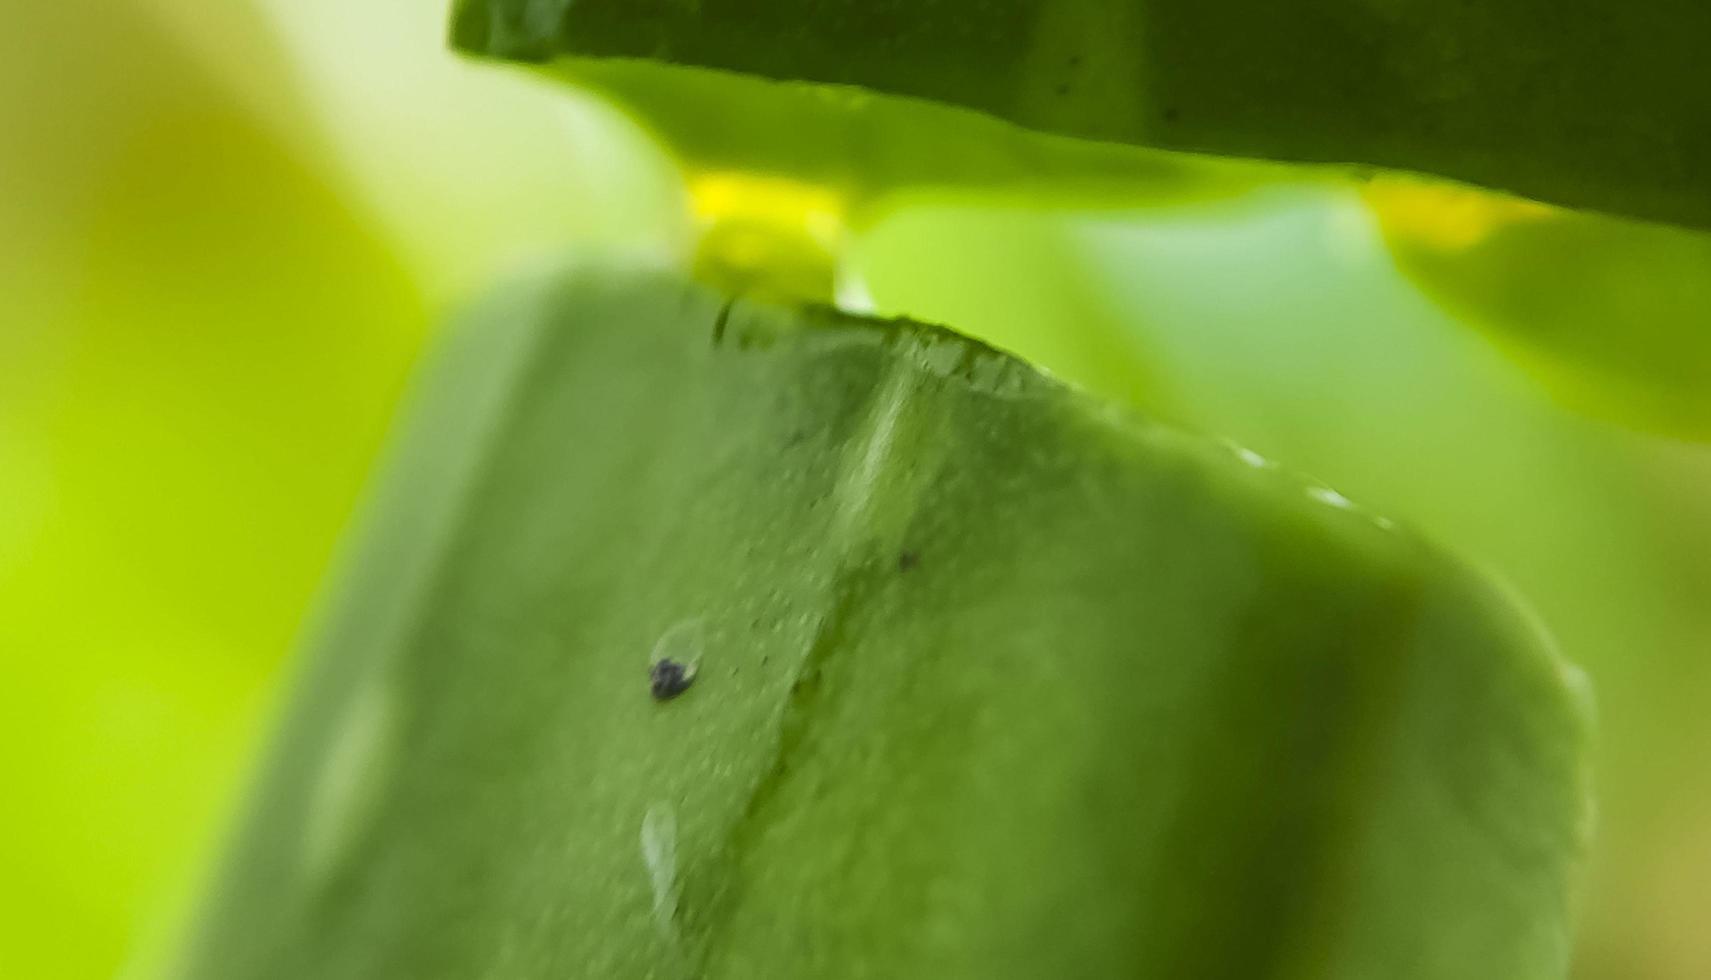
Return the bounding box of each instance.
[1367,177,1711,439]
[450,0,1711,230]
[535,58,1265,213]
[182,264,1589,979]
[449,4,1280,213]
[0,2,425,976]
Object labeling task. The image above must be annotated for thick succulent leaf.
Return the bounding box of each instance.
[532,58,1269,213]
[1368,178,1711,440]
[181,264,1588,979]
[452,0,1711,230]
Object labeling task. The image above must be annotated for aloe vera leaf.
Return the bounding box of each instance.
[452,5,1292,212]
[538,58,1270,213]
[181,264,1590,980]
[449,0,1711,231]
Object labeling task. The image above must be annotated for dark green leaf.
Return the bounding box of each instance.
[451,0,1711,230]
[560,57,1263,213]
[183,264,1589,979]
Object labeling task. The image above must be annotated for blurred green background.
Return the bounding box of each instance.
[2,2,1708,978]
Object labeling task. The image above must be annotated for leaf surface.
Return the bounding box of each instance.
[183,264,1588,979]
[453,0,1711,229]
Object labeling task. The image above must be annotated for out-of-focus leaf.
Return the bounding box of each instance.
[1368,178,1711,440]
[183,263,1588,980]
[252,0,691,303]
[452,0,1711,230]
[0,3,424,978]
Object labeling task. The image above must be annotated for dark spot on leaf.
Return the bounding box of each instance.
[789,667,822,700]
[1068,54,1084,67]
[1163,106,1181,123]
[649,658,694,701]
[898,550,920,573]
[711,298,734,344]
[1055,82,1071,96]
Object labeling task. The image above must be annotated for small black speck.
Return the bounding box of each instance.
[1163,107,1181,123]
[1054,82,1071,96]
[649,658,694,701]
[898,550,920,573]
[1068,54,1084,67]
